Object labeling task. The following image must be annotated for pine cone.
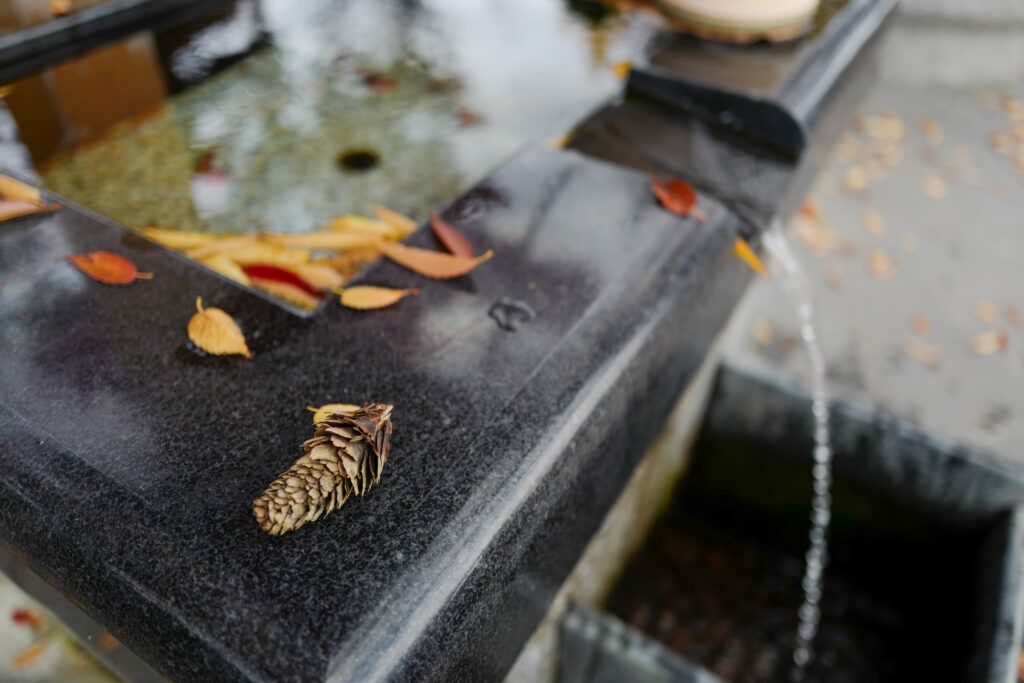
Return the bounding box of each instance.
[253,403,393,535]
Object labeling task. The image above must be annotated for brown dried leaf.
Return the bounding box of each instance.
[374,205,419,237]
[307,403,362,423]
[911,314,930,336]
[430,212,474,258]
[921,175,947,198]
[142,227,218,250]
[187,297,252,358]
[868,248,896,280]
[970,329,1008,356]
[262,231,382,252]
[68,251,153,284]
[862,208,886,236]
[337,285,419,310]
[0,174,42,203]
[902,337,942,367]
[0,199,58,222]
[974,299,1000,324]
[379,241,492,279]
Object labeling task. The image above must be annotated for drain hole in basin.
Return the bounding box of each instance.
[337,149,380,172]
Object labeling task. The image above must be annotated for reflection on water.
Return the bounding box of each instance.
[12,0,659,233]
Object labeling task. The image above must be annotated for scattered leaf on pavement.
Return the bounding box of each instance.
[911,314,930,336]
[902,337,942,367]
[187,297,252,358]
[10,642,44,669]
[901,233,919,253]
[336,285,419,310]
[68,251,153,284]
[918,115,943,144]
[862,208,886,236]
[430,212,473,258]
[971,329,1008,355]
[1006,305,1022,327]
[842,166,867,192]
[751,318,773,346]
[974,299,1000,324]
[793,215,838,255]
[652,177,708,219]
[307,403,362,423]
[921,175,947,198]
[733,237,769,278]
[374,205,419,237]
[379,241,492,279]
[825,263,843,291]
[868,248,896,279]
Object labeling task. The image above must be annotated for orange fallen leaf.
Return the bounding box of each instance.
[800,199,821,222]
[974,299,1000,324]
[187,297,252,358]
[68,251,153,284]
[652,177,708,220]
[96,632,120,653]
[142,227,217,250]
[902,337,942,367]
[307,403,361,423]
[336,285,419,310]
[792,214,838,256]
[862,208,886,236]
[868,248,896,279]
[0,174,43,203]
[733,237,769,278]
[379,241,492,279]
[970,329,1008,355]
[374,205,419,237]
[430,212,473,258]
[249,278,320,311]
[0,199,58,222]
[918,115,943,145]
[911,314,930,336]
[10,642,44,669]
[612,60,633,79]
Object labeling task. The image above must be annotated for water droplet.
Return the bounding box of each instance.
[488,297,535,331]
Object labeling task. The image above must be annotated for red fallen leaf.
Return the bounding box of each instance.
[68,251,153,284]
[430,212,473,258]
[360,70,396,91]
[11,609,42,628]
[652,177,708,220]
[241,264,321,298]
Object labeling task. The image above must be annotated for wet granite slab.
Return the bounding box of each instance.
[0,145,754,681]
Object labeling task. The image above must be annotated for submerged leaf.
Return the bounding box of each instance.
[734,238,769,278]
[0,173,42,203]
[262,231,381,251]
[380,241,492,279]
[68,251,153,284]
[307,403,362,423]
[249,278,320,310]
[652,177,707,219]
[290,263,347,291]
[241,264,320,297]
[374,205,419,237]
[199,254,251,286]
[187,297,252,357]
[142,227,218,250]
[0,199,58,222]
[337,285,419,310]
[329,214,399,239]
[430,212,473,258]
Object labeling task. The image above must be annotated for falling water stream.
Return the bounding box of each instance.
[761,220,833,681]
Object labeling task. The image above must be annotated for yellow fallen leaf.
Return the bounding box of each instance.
[902,337,941,367]
[862,208,886,236]
[142,227,218,250]
[307,403,362,423]
[336,285,419,310]
[374,205,419,237]
[187,297,252,358]
[289,263,346,291]
[922,175,947,198]
[379,241,492,279]
[318,246,381,275]
[10,642,44,669]
[612,60,633,79]
[842,165,868,192]
[187,238,310,266]
[792,215,838,256]
[329,214,399,239]
[199,254,251,286]
[868,248,896,279]
[974,299,1000,324]
[733,237,769,278]
[249,278,320,310]
[262,231,382,252]
[547,133,572,149]
[970,329,1008,355]
[0,173,41,203]
[918,115,943,145]
[186,235,259,260]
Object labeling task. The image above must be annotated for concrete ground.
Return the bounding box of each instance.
[725,12,1024,464]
